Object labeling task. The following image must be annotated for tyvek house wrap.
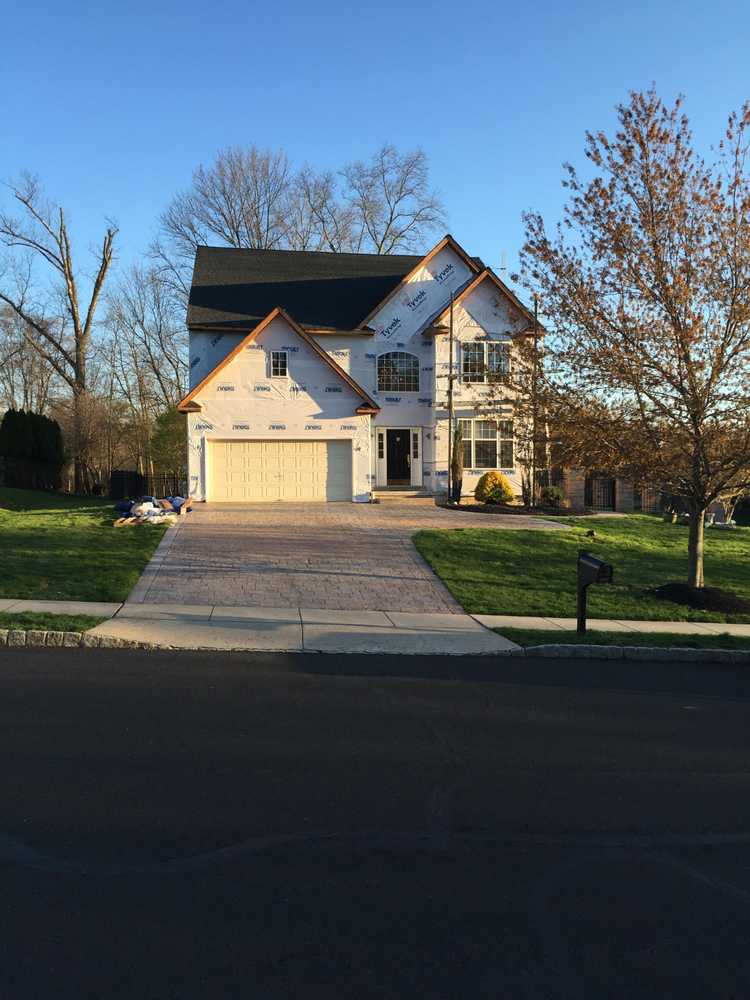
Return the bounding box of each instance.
[186,314,372,501]
[362,245,526,495]
[185,239,530,501]
[364,244,475,492]
[433,274,527,495]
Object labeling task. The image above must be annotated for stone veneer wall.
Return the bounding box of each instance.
[563,468,586,513]
[615,480,634,513]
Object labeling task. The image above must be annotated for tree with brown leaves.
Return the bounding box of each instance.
[518,90,750,588]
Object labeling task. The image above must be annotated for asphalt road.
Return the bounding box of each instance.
[1,648,749,998]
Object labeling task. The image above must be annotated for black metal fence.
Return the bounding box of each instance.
[110,470,187,500]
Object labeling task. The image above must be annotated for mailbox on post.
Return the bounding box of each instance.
[577,551,613,634]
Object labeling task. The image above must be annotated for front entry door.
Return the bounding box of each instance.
[386,429,411,485]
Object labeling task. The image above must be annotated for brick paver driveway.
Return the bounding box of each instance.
[137,501,563,613]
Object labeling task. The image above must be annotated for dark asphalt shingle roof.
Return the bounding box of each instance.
[187,245,428,331]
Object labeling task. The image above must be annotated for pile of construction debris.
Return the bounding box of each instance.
[113,496,193,526]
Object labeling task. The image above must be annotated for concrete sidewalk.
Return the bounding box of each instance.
[4,598,750,653]
[87,604,516,655]
[473,614,750,637]
[2,598,514,655]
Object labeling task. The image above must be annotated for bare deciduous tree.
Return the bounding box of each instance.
[100,265,188,476]
[153,144,446,299]
[0,306,57,412]
[518,89,750,588]
[286,167,355,252]
[0,174,116,492]
[153,146,292,296]
[342,145,445,253]
[107,265,187,408]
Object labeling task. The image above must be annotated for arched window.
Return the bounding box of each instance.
[377,352,419,392]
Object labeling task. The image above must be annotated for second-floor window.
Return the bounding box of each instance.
[377,352,419,392]
[270,351,288,377]
[461,342,511,383]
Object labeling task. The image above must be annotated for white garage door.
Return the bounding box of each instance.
[209,440,352,502]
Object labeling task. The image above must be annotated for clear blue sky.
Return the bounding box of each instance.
[3,0,750,281]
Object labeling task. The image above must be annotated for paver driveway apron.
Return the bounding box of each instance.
[131,501,561,614]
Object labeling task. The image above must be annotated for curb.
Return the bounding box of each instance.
[0,629,283,652]
[517,643,750,663]
[0,629,152,650]
[0,629,749,661]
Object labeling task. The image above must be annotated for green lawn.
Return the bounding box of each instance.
[414,515,750,623]
[499,628,750,650]
[0,612,106,632]
[0,487,166,602]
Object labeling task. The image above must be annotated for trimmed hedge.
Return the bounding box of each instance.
[0,408,64,490]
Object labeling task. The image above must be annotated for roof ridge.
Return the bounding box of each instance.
[194,245,423,260]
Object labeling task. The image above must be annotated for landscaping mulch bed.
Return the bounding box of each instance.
[653,582,750,614]
[441,502,571,516]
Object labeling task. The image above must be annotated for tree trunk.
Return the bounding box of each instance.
[687,504,706,588]
[72,346,88,494]
[72,387,85,494]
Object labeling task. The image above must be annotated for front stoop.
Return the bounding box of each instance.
[371,490,435,502]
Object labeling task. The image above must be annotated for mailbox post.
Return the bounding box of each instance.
[577,551,613,634]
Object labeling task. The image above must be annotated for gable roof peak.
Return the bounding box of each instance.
[356,233,483,330]
[177,307,380,415]
[432,266,544,332]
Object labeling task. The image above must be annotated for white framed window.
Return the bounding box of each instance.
[459,418,514,470]
[488,343,511,379]
[461,343,485,383]
[377,352,419,392]
[270,351,288,378]
[461,341,511,383]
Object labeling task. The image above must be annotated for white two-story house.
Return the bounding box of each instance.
[178,234,537,503]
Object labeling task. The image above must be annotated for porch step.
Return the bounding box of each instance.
[372,489,434,501]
